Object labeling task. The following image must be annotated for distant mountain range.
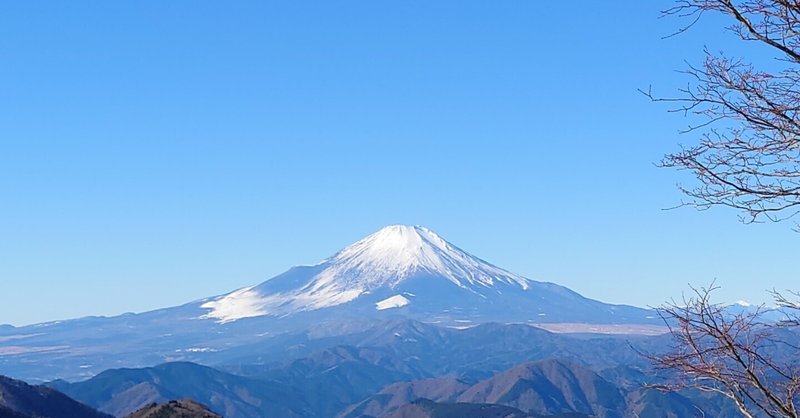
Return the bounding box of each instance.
[45,355,738,418]
[3,312,771,417]
[43,319,650,417]
[0,225,662,382]
[337,359,709,418]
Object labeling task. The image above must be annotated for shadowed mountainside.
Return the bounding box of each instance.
[0,375,111,418]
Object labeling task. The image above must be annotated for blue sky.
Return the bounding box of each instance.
[1,1,797,325]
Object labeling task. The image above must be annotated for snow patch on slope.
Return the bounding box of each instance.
[376,295,411,311]
[200,287,267,323]
[201,286,364,323]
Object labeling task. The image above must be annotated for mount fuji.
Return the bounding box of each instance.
[196,225,651,325]
[0,225,659,381]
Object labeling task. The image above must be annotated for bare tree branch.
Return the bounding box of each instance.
[655,1,800,226]
[647,284,800,417]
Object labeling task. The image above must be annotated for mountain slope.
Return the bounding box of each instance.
[457,359,625,418]
[0,375,111,418]
[337,377,473,418]
[49,362,311,418]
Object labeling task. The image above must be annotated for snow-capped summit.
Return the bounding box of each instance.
[199,225,654,325]
[320,225,530,291]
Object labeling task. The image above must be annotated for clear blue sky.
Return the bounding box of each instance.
[1,1,797,326]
